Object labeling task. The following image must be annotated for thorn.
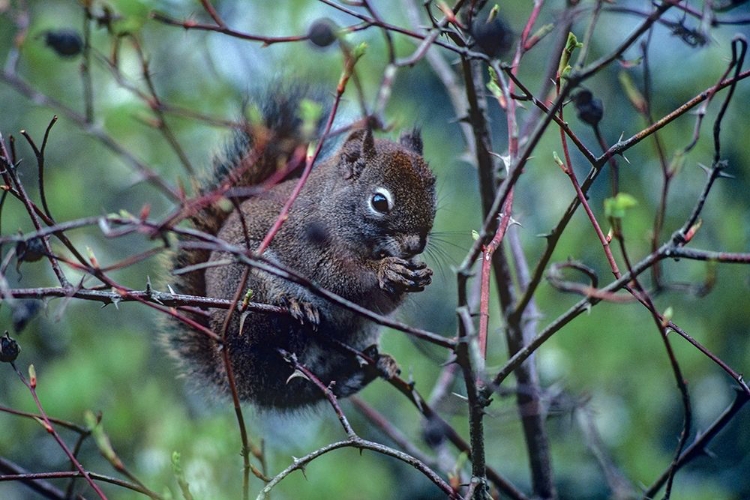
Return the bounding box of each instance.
[489,152,511,173]
[292,456,308,479]
[508,217,522,227]
[716,162,735,179]
[451,392,469,402]
[286,369,310,385]
[239,311,251,336]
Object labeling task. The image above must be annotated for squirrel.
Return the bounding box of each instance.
[164,89,437,411]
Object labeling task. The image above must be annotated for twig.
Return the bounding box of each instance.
[151,11,308,45]
[259,351,460,499]
[0,457,162,498]
[256,437,459,500]
[387,374,528,500]
[0,135,70,288]
[20,116,59,221]
[644,389,750,497]
[9,364,108,499]
[0,71,179,200]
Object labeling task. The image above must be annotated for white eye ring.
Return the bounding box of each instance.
[368,187,393,215]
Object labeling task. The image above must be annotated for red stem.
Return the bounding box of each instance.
[12,364,109,499]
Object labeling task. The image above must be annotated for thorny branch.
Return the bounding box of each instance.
[2,1,750,500]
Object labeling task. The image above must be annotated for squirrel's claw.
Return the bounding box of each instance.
[378,257,433,294]
[279,296,320,328]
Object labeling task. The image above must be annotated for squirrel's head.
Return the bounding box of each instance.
[327,127,436,260]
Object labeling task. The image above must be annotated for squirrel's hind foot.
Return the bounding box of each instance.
[362,344,401,380]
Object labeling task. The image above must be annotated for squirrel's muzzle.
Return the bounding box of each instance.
[401,233,427,258]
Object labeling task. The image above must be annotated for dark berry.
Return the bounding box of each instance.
[471,17,513,58]
[43,30,83,58]
[307,18,338,48]
[12,300,43,333]
[421,414,449,448]
[16,237,45,263]
[573,89,604,126]
[0,332,20,363]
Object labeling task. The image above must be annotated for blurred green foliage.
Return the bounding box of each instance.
[1,1,750,499]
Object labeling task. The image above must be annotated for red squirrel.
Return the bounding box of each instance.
[165,90,436,410]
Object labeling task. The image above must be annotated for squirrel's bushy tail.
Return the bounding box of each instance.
[196,86,326,233]
[164,86,327,382]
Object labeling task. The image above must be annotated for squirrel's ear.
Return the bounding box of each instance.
[341,128,376,179]
[399,128,423,155]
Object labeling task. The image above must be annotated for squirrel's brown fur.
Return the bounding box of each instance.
[165,90,436,411]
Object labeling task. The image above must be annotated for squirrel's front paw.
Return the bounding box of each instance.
[377,257,433,294]
[278,296,320,328]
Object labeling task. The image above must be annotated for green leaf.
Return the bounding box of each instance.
[552,151,564,168]
[604,193,639,219]
[172,452,194,500]
[487,5,500,23]
[529,23,554,44]
[662,306,674,323]
[352,42,368,60]
[558,32,582,78]
[486,78,502,99]
[85,410,122,466]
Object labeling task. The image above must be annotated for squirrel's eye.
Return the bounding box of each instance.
[369,189,393,215]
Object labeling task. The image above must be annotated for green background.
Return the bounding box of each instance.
[1,1,749,499]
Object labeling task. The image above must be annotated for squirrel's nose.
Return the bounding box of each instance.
[402,234,427,257]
